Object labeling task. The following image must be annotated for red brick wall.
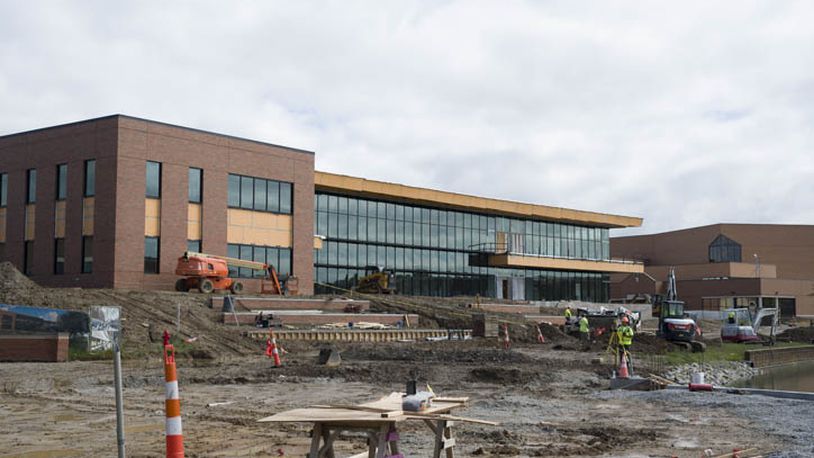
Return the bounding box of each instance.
[114,117,315,293]
[0,333,69,362]
[0,117,118,288]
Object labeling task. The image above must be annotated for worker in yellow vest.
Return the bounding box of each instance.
[616,315,634,371]
[564,306,573,325]
[578,314,590,350]
[728,311,736,324]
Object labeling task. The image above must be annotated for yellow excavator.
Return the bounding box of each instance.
[353,266,397,294]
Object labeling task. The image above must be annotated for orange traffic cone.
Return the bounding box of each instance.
[268,333,282,367]
[536,326,546,344]
[163,339,185,458]
[617,353,630,379]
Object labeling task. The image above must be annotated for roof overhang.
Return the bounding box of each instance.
[489,254,645,274]
[314,171,642,228]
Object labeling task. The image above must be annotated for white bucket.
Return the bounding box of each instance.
[691,372,705,384]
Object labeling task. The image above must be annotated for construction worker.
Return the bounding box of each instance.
[578,314,590,350]
[564,306,573,319]
[728,310,736,324]
[616,316,634,371]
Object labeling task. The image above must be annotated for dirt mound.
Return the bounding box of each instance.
[0,261,38,291]
[779,325,814,343]
[469,367,538,384]
[341,342,537,364]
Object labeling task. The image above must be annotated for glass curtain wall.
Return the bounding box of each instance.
[313,193,609,301]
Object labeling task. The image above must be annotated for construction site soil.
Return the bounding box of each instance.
[0,263,810,457]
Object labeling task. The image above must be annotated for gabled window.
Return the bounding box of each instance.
[709,234,741,263]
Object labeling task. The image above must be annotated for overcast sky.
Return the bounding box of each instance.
[1,1,812,236]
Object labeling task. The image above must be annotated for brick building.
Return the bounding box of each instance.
[611,224,814,318]
[1,115,643,300]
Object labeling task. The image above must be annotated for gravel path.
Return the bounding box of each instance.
[596,389,814,457]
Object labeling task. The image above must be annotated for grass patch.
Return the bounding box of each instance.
[69,347,114,361]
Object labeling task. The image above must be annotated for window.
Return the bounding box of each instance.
[26,169,36,203]
[84,160,96,197]
[187,240,201,253]
[146,161,161,198]
[54,239,65,274]
[144,237,160,273]
[81,236,93,273]
[23,241,34,275]
[227,174,293,214]
[226,243,292,278]
[709,235,742,263]
[56,164,67,200]
[0,173,7,207]
[188,168,202,203]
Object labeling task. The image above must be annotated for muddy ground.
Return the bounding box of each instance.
[1,338,805,458]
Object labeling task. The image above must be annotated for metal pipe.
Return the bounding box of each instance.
[114,343,126,458]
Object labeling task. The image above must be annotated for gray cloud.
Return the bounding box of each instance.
[1,1,813,236]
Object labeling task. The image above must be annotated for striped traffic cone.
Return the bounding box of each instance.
[163,341,185,458]
[268,332,282,367]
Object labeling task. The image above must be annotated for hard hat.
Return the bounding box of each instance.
[621,316,629,324]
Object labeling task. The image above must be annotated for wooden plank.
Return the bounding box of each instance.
[309,423,323,458]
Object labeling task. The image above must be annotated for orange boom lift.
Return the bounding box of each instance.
[174,251,284,294]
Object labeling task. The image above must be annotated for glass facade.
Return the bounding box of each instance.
[226,243,291,279]
[227,174,292,215]
[314,193,610,301]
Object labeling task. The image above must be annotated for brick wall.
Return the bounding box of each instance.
[0,333,69,362]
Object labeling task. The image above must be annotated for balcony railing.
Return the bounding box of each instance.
[469,242,643,266]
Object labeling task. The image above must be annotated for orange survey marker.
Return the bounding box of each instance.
[164,338,185,458]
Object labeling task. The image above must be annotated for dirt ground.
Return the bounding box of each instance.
[1,263,809,457]
[0,338,799,458]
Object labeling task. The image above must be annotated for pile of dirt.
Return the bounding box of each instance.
[0,261,38,291]
[778,325,814,343]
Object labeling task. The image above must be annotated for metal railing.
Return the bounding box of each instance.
[468,242,643,265]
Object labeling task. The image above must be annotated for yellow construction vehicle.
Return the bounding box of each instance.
[353,266,397,294]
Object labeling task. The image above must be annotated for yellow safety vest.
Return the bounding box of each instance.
[564,309,572,318]
[617,325,634,346]
[578,317,589,333]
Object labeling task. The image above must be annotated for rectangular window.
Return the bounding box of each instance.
[23,241,34,275]
[82,236,93,273]
[279,182,292,214]
[144,237,160,273]
[146,161,161,198]
[56,164,67,200]
[54,238,65,274]
[0,173,7,207]
[84,160,96,197]
[187,240,201,253]
[227,174,292,214]
[188,168,202,203]
[227,174,240,207]
[240,176,253,209]
[26,169,36,203]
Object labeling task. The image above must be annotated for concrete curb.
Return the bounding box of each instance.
[665,384,814,401]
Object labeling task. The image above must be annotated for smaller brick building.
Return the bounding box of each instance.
[611,224,814,318]
[0,115,315,293]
